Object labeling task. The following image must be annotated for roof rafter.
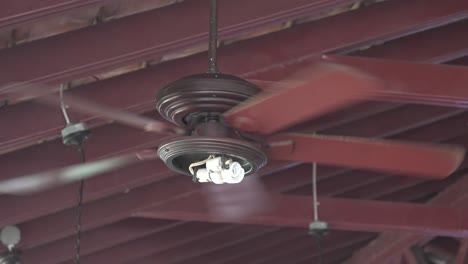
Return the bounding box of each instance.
[21,219,180,263]
[3,0,468,155]
[0,0,364,94]
[0,0,108,29]
[136,192,468,236]
[352,19,468,64]
[347,173,468,263]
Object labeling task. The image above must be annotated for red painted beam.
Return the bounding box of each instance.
[4,99,461,245]
[101,225,274,264]
[2,74,462,229]
[3,0,468,155]
[377,177,459,203]
[324,55,468,108]
[17,177,197,249]
[212,232,367,264]
[282,109,468,196]
[21,219,180,264]
[13,160,291,249]
[170,229,305,264]
[0,122,177,225]
[3,57,468,254]
[4,101,466,245]
[347,132,468,200]
[0,0,108,29]
[253,232,374,264]
[134,231,373,264]
[347,173,468,264]
[296,241,372,264]
[136,193,468,237]
[352,19,468,64]
[323,104,463,138]
[70,224,268,264]
[0,0,363,91]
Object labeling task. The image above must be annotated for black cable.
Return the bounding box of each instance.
[316,234,323,264]
[74,144,86,264]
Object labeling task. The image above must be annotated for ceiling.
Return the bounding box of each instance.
[1,0,468,263]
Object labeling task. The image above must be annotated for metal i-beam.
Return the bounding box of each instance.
[0,0,108,29]
[136,192,468,237]
[0,0,363,91]
[347,173,468,264]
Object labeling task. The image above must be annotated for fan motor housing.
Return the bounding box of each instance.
[156,73,261,127]
[156,73,267,179]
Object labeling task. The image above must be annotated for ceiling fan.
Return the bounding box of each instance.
[0,0,465,217]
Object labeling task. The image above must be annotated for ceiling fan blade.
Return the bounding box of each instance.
[224,63,381,135]
[266,133,465,178]
[201,175,272,221]
[0,149,159,195]
[2,82,183,135]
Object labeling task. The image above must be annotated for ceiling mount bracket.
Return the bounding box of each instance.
[61,122,91,146]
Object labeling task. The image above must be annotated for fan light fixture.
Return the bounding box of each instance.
[190,156,245,184]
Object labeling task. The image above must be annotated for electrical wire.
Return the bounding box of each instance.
[60,84,71,125]
[316,234,323,264]
[74,144,86,264]
[312,161,318,221]
[59,83,86,264]
[312,159,324,264]
[189,155,215,175]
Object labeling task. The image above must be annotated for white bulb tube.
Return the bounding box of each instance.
[221,162,245,184]
[195,169,225,184]
[206,157,223,172]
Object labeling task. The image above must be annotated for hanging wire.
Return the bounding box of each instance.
[316,234,323,264]
[60,84,71,125]
[312,161,319,221]
[59,84,86,264]
[74,146,86,264]
[207,0,219,73]
[312,161,323,264]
